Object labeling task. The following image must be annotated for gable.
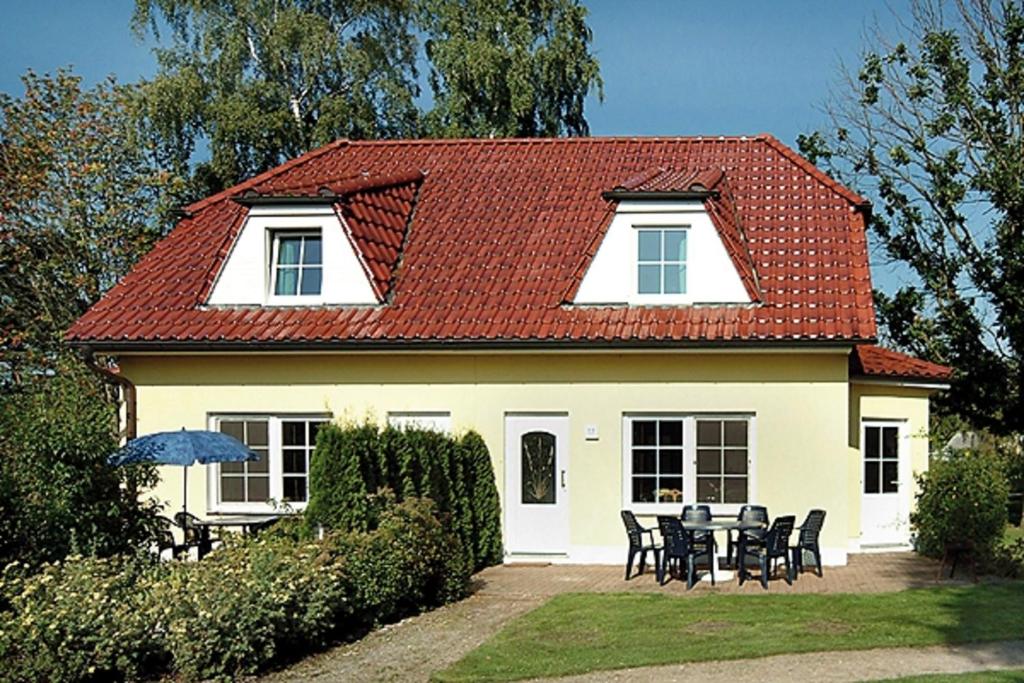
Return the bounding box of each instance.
[67,135,877,347]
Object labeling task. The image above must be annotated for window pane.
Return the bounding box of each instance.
[697,449,721,475]
[882,461,899,493]
[638,231,661,261]
[283,477,307,502]
[697,477,720,503]
[311,422,326,445]
[632,420,657,446]
[664,230,686,261]
[283,449,306,474]
[277,237,302,264]
[724,421,748,447]
[724,450,748,475]
[220,461,243,474]
[658,420,683,446]
[697,421,722,447]
[275,267,298,295]
[220,420,244,441]
[282,421,306,447]
[865,461,880,494]
[302,236,322,265]
[724,478,747,503]
[663,263,684,294]
[246,421,268,447]
[300,267,322,295]
[865,426,880,458]
[248,448,269,474]
[882,427,899,459]
[659,449,683,474]
[221,477,244,502]
[658,477,683,503]
[247,476,269,502]
[632,477,657,503]
[638,264,661,293]
[522,431,556,504]
[632,449,656,474]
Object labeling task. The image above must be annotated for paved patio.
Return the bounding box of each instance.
[472,551,961,597]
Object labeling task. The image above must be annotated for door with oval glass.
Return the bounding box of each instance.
[505,414,569,555]
[860,420,910,546]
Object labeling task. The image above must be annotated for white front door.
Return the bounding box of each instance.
[860,421,910,546]
[505,414,569,555]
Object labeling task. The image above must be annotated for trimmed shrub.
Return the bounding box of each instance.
[911,450,1010,558]
[0,498,470,683]
[306,421,503,571]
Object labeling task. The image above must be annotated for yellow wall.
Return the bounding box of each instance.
[119,351,910,564]
[847,382,933,549]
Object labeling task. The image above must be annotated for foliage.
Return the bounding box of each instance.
[0,364,163,569]
[910,450,1009,558]
[0,498,470,682]
[797,0,1024,433]
[132,0,602,196]
[0,69,181,383]
[306,421,502,572]
[419,0,602,138]
[988,537,1024,578]
[437,585,1024,682]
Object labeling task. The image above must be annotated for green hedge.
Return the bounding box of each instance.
[305,422,503,571]
[0,497,469,682]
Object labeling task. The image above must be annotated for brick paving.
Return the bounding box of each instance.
[472,552,959,598]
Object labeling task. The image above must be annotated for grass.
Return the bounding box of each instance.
[887,672,1024,682]
[1006,524,1024,544]
[436,584,1024,682]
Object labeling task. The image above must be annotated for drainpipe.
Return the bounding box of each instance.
[82,350,137,441]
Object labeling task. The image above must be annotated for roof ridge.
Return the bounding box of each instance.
[343,135,768,146]
[185,138,351,213]
[758,134,868,207]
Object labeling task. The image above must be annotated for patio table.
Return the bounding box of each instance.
[191,513,285,558]
[681,518,766,582]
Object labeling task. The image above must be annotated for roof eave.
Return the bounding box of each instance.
[600,190,717,202]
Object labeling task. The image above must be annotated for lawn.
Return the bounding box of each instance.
[1006,524,1024,544]
[888,672,1024,682]
[436,584,1024,682]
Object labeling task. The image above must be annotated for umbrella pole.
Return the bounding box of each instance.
[183,464,188,516]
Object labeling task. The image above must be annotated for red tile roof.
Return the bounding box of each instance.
[68,135,879,348]
[851,345,952,382]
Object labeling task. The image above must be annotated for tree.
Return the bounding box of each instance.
[0,70,180,385]
[419,0,602,138]
[132,0,602,197]
[132,0,422,196]
[798,0,1024,433]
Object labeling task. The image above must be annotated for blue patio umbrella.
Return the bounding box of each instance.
[109,429,259,515]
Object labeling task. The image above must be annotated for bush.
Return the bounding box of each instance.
[0,497,470,683]
[0,366,163,569]
[911,450,1010,558]
[306,421,503,571]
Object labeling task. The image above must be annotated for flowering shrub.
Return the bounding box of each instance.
[0,498,469,682]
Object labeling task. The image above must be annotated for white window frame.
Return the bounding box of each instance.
[387,412,453,433]
[621,413,757,515]
[208,413,330,513]
[269,230,324,304]
[636,226,689,297]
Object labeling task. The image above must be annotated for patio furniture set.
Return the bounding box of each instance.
[157,511,283,560]
[621,505,826,589]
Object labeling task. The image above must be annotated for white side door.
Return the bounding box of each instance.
[505,414,569,555]
[860,421,910,546]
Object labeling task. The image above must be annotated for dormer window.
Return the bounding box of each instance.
[637,227,687,295]
[272,232,322,297]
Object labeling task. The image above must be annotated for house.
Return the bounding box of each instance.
[68,135,952,565]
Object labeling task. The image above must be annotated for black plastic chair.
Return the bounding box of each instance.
[174,511,214,559]
[621,510,661,580]
[739,515,796,589]
[156,515,187,559]
[791,509,826,578]
[657,515,714,588]
[726,504,768,567]
[681,504,716,552]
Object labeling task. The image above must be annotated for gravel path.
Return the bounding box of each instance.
[533,640,1024,683]
[259,589,541,682]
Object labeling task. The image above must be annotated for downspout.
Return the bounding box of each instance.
[82,351,137,441]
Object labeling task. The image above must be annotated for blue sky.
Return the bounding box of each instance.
[0,1,912,288]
